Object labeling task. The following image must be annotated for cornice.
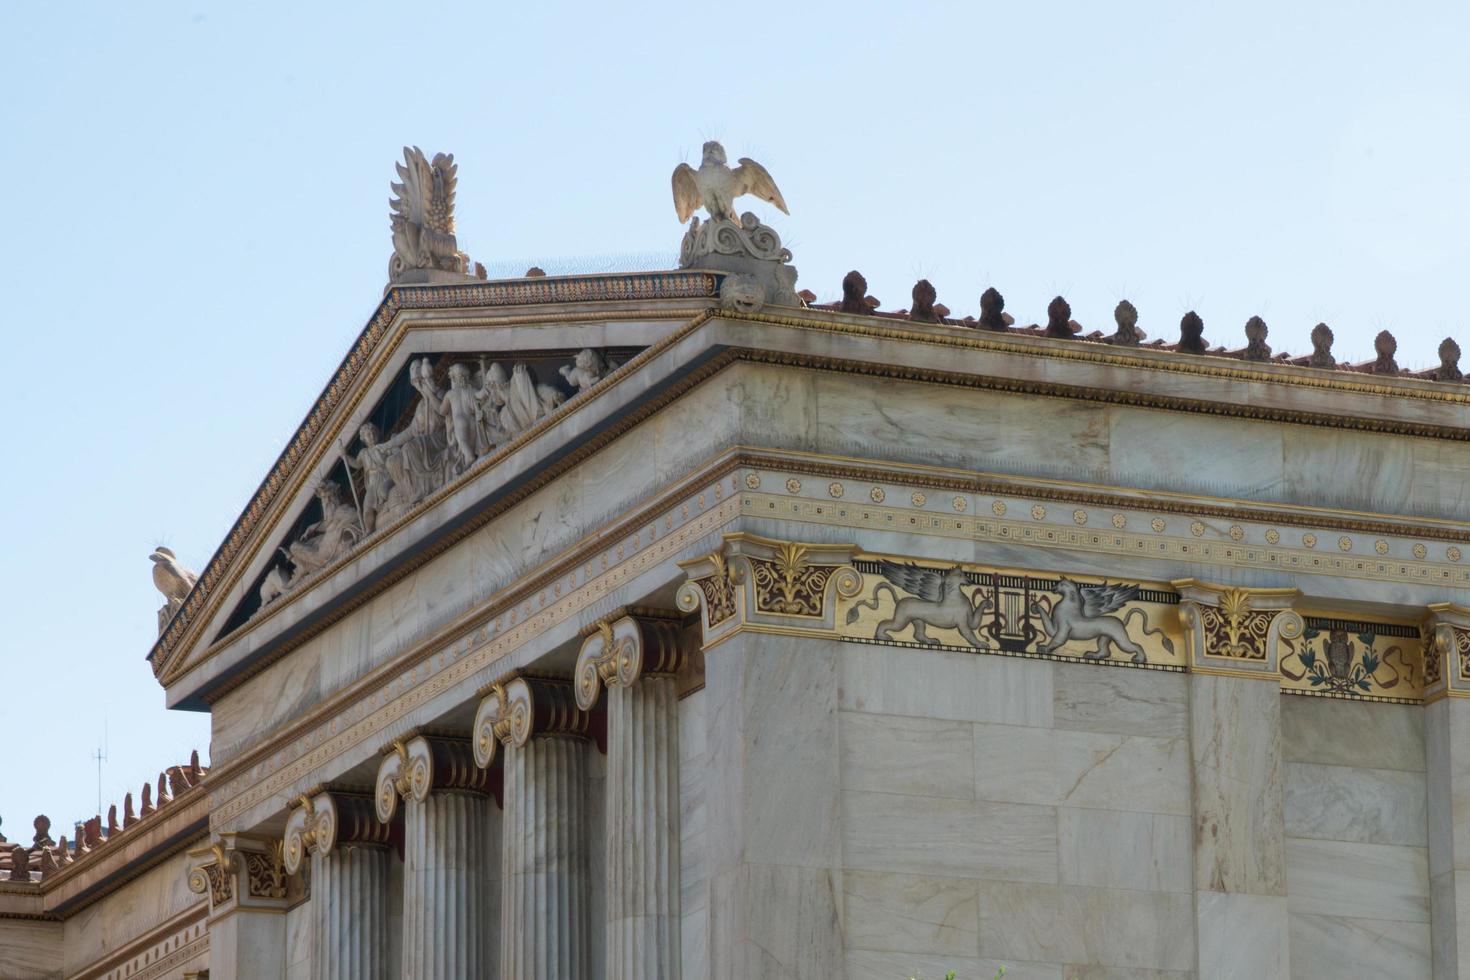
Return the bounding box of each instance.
[158,300,1470,703]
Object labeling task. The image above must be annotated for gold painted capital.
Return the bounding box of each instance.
[1423,604,1470,700]
[574,610,684,710]
[187,833,289,917]
[374,734,491,823]
[282,790,391,876]
[473,676,590,769]
[1174,579,1302,678]
[677,533,862,648]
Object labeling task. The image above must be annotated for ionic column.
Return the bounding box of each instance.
[576,612,685,980]
[376,734,499,979]
[1177,580,1302,980]
[187,834,291,980]
[283,790,395,980]
[476,676,593,980]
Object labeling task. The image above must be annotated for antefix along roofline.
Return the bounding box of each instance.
[150,277,1470,700]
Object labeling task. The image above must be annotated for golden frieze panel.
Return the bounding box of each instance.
[681,533,1437,704]
[1279,616,1424,704]
[837,556,1185,670]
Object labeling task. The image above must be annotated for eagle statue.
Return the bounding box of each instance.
[671,141,788,224]
[150,546,198,633]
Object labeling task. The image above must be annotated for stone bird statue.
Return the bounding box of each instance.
[672,141,788,224]
[150,547,198,632]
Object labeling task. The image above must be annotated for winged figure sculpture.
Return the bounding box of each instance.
[672,141,789,224]
[389,146,470,280]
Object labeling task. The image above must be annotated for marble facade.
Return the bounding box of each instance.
[9,253,1470,979]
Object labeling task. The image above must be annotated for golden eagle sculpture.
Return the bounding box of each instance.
[671,141,789,224]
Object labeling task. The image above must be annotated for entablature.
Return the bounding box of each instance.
[155,285,1470,714]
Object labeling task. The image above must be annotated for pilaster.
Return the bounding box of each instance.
[187,834,290,980]
[475,676,593,980]
[577,610,686,980]
[1423,604,1470,978]
[282,790,395,980]
[678,535,852,980]
[376,733,499,979]
[1176,580,1302,980]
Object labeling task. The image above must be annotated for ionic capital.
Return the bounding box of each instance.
[1174,579,1302,678]
[282,790,392,876]
[473,676,590,769]
[374,734,493,823]
[1423,603,1470,699]
[186,833,289,916]
[574,610,684,710]
[676,532,861,648]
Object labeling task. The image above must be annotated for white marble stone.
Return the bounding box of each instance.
[708,863,842,980]
[1288,911,1431,979]
[974,721,1062,806]
[1195,892,1288,979]
[310,845,391,980]
[605,675,682,980]
[1430,869,1460,980]
[1191,675,1285,896]
[843,789,1058,883]
[840,644,1054,727]
[840,710,975,800]
[845,949,1063,980]
[842,869,980,957]
[1052,662,1189,738]
[1057,807,1192,893]
[501,736,590,980]
[1284,761,1427,846]
[977,880,1195,972]
[1286,837,1429,922]
[813,373,1109,479]
[209,908,289,980]
[1281,692,1423,772]
[1053,730,1190,816]
[1109,406,1285,500]
[402,792,496,978]
[285,902,313,980]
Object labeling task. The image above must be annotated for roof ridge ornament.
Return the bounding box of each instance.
[388,146,488,288]
[672,140,799,309]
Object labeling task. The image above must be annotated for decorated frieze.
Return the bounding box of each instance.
[1280,616,1424,703]
[679,532,1443,704]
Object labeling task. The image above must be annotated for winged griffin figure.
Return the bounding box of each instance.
[672,141,788,224]
[1031,578,1174,664]
[846,561,992,648]
[388,147,481,283]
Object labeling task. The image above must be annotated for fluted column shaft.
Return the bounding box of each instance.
[403,791,497,978]
[607,674,681,979]
[311,845,392,980]
[501,735,589,979]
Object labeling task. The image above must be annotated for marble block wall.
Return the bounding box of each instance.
[838,644,1195,979]
[1282,697,1431,979]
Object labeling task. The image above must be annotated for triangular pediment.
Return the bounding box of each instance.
[151,271,719,703]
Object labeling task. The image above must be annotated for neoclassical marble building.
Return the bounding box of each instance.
[6,143,1470,979]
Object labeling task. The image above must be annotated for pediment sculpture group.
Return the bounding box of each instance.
[258,349,613,608]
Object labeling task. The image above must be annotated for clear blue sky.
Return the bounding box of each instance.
[2,1,1467,835]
